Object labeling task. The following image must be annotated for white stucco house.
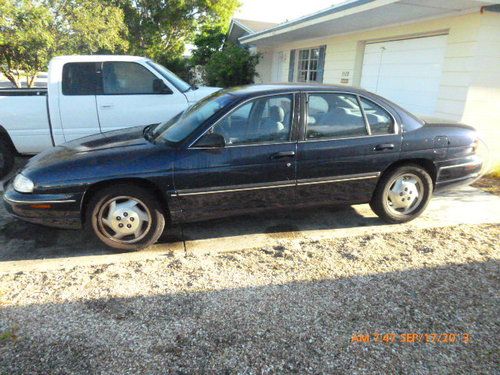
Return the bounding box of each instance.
[227,18,278,44]
[237,0,500,162]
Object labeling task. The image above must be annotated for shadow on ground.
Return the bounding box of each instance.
[0,203,381,262]
[0,260,497,374]
[177,205,381,242]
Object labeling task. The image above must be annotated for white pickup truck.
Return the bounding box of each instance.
[0,55,220,177]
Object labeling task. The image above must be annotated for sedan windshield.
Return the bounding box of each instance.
[151,91,235,144]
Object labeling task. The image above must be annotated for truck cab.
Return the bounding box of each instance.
[0,55,220,177]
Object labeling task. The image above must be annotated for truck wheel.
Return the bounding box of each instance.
[370,164,433,224]
[87,184,166,251]
[0,138,15,179]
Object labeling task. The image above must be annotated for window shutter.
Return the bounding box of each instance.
[317,45,327,83]
[288,49,296,82]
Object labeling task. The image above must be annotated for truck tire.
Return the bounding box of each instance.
[0,137,15,179]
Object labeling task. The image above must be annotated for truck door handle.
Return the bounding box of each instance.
[270,151,296,159]
[100,105,114,109]
[374,143,395,151]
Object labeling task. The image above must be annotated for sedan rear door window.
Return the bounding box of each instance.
[306,93,367,140]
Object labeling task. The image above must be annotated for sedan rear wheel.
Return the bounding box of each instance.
[88,185,165,251]
[370,164,433,223]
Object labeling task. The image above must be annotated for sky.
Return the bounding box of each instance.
[236,0,346,23]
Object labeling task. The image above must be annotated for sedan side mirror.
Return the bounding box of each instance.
[195,133,226,148]
[153,79,173,94]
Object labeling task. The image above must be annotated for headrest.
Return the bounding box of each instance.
[269,105,285,122]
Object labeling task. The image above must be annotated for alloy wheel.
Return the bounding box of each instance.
[385,173,424,216]
[97,196,152,244]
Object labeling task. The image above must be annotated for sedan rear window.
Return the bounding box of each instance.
[359,97,394,135]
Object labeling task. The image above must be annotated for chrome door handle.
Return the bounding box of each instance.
[270,151,296,159]
[374,143,395,151]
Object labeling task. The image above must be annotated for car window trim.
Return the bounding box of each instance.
[301,90,399,142]
[357,95,372,136]
[189,92,298,149]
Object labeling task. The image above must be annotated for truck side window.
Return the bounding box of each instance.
[62,63,101,95]
[103,62,158,95]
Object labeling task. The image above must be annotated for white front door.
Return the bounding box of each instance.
[58,62,101,141]
[96,61,188,132]
[360,35,447,116]
[272,51,284,83]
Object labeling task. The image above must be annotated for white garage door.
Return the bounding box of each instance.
[360,35,447,116]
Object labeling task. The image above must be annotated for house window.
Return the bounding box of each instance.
[297,48,320,83]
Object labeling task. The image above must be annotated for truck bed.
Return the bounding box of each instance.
[0,89,53,153]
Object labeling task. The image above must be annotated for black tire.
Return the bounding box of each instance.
[370,164,433,224]
[86,184,166,251]
[0,137,15,179]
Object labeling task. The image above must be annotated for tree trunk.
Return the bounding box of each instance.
[4,73,21,88]
[26,74,37,88]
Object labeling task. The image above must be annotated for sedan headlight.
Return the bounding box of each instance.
[13,174,34,193]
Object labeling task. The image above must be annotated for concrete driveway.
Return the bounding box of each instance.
[1,175,499,273]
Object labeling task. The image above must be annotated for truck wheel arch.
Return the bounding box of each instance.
[0,125,19,155]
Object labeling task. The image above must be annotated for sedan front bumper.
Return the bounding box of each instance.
[3,184,83,229]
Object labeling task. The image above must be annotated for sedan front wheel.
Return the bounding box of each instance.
[87,185,166,251]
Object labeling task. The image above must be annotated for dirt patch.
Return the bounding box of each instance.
[472,176,500,197]
[0,224,498,374]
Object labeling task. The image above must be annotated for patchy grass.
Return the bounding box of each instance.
[0,325,18,342]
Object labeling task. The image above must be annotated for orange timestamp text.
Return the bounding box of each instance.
[351,332,471,344]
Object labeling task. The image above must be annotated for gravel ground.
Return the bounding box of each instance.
[0,223,499,374]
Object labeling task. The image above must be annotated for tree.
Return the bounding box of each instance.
[191,25,226,66]
[116,0,239,62]
[0,0,128,87]
[205,43,261,88]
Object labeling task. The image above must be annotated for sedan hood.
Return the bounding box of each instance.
[22,126,175,186]
[26,127,148,169]
[63,126,148,152]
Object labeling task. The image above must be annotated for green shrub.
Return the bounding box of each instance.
[205,43,261,88]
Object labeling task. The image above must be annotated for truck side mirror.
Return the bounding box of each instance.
[153,79,173,94]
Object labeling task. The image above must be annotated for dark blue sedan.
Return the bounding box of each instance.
[3,85,482,250]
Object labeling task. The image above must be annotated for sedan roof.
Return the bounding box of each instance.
[227,83,369,98]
